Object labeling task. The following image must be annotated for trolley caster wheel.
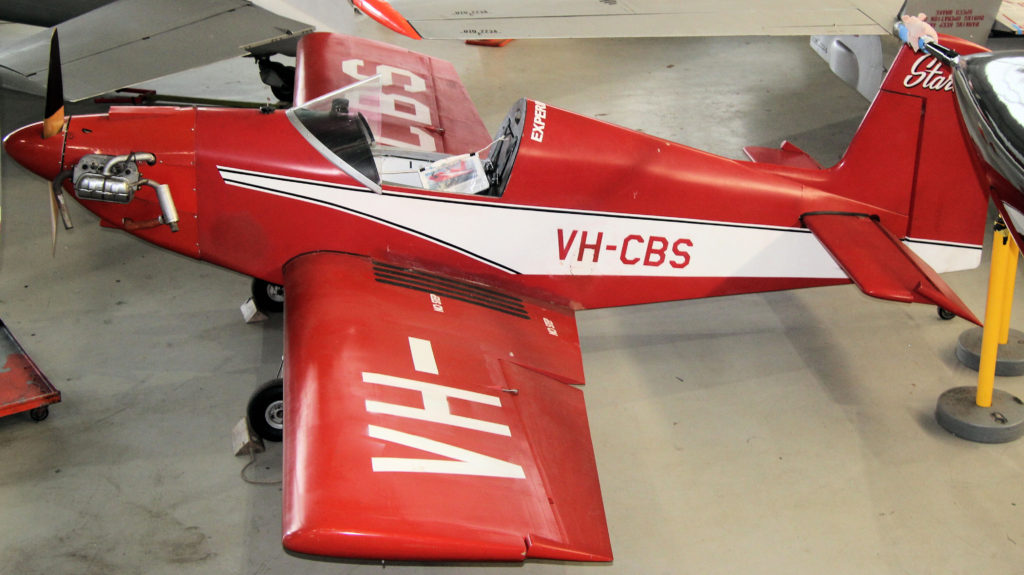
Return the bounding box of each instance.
[937,307,956,321]
[29,406,49,422]
[247,378,283,442]
[251,279,285,314]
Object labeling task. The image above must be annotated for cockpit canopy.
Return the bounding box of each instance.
[288,75,528,197]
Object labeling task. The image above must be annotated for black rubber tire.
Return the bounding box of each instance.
[251,278,284,314]
[29,406,49,422]
[271,83,293,104]
[247,378,283,442]
[938,307,956,321]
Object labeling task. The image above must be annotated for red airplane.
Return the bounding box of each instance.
[2,29,992,562]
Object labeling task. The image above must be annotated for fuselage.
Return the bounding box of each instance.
[2,98,955,310]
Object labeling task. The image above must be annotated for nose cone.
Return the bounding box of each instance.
[3,121,65,181]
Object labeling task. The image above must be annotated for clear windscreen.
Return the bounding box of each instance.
[287,75,384,191]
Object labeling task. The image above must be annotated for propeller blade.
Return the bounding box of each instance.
[48,182,58,257]
[48,171,74,256]
[54,187,73,230]
[42,29,65,139]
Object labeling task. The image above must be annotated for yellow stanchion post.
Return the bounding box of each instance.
[937,219,1024,443]
[998,237,1019,346]
[976,228,1010,408]
[955,221,1024,376]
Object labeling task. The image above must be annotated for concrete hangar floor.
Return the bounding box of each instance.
[1,13,1023,575]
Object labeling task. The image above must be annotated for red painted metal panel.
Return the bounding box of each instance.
[503,99,813,228]
[281,252,610,561]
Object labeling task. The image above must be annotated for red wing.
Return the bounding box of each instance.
[293,32,491,155]
[802,212,980,325]
[281,253,612,562]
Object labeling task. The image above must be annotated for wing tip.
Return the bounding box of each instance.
[526,534,614,562]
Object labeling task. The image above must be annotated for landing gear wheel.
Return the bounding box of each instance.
[937,307,956,321]
[251,279,284,314]
[29,406,49,422]
[247,378,283,442]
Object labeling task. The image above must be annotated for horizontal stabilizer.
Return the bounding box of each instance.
[802,212,980,325]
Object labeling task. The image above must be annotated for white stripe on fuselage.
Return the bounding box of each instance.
[217,166,981,277]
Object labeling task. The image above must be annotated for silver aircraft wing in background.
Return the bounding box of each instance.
[0,0,312,101]
[351,0,906,40]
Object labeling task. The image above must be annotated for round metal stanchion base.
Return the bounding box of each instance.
[954,328,1024,376]
[935,386,1024,443]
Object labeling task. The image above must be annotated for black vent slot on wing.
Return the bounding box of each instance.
[373,263,530,319]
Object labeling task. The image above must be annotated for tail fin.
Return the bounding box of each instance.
[827,35,990,273]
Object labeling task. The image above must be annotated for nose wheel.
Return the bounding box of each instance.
[247,378,283,442]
